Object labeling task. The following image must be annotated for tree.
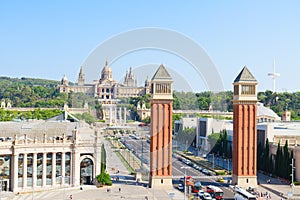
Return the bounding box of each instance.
[101,144,106,173]
[275,141,282,176]
[262,138,270,172]
[283,140,290,179]
[96,144,112,186]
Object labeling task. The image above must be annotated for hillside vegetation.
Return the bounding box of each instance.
[1,77,300,120]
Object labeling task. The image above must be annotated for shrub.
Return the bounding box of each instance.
[96,173,112,186]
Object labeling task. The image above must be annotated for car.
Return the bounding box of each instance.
[198,190,205,198]
[139,123,147,127]
[202,192,212,200]
[217,177,225,183]
[177,183,184,191]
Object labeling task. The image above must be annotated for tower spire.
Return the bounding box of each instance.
[268,58,280,93]
[78,66,85,86]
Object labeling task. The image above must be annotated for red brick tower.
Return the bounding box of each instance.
[149,64,173,188]
[232,67,258,188]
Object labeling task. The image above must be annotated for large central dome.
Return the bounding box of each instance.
[100,61,113,83]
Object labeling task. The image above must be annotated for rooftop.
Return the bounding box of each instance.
[151,64,172,81]
[234,66,257,82]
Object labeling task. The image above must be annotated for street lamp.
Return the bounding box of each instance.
[212,154,215,170]
[0,176,2,200]
[291,158,295,196]
[181,166,190,200]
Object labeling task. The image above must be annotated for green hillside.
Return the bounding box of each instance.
[0,76,66,108]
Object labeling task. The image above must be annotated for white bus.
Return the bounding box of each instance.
[234,187,257,200]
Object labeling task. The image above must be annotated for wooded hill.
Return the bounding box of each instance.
[1,77,300,120]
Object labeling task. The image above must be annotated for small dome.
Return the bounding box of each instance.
[257,102,281,121]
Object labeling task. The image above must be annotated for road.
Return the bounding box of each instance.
[120,134,235,199]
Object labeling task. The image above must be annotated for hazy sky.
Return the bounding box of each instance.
[1,1,300,92]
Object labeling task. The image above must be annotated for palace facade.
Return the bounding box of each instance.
[58,61,151,99]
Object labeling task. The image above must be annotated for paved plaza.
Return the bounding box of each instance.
[0,134,298,200]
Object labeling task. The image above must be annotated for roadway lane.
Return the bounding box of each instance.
[122,136,150,164]
[120,135,234,199]
[173,157,234,199]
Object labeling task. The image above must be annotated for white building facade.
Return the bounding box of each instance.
[0,121,102,193]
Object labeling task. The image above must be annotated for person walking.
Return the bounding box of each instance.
[119,187,121,192]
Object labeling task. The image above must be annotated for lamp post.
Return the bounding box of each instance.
[212,154,215,170]
[291,158,295,196]
[181,166,190,200]
[0,176,2,200]
[140,139,144,169]
[227,159,230,173]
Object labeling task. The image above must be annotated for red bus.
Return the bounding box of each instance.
[206,185,224,200]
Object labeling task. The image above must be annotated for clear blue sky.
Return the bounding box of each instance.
[1,1,299,92]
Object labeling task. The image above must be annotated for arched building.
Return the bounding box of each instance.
[0,121,102,193]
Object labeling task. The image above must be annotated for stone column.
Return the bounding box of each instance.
[109,106,112,125]
[23,153,27,189]
[61,152,66,185]
[52,152,56,186]
[71,150,80,186]
[114,107,117,124]
[42,153,47,187]
[119,107,122,125]
[124,107,126,124]
[94,131,101,176]
[11,153,19,192]
[32,153,37,188]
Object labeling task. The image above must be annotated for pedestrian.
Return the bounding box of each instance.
[119,187,121,192]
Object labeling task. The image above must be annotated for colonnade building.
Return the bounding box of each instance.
[58,61,151,99]
[0,121,102,192]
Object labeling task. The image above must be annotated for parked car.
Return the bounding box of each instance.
[202,192,212,200]
[198,190,205,198]
[217,177,225,183]
[177,183,184,191]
